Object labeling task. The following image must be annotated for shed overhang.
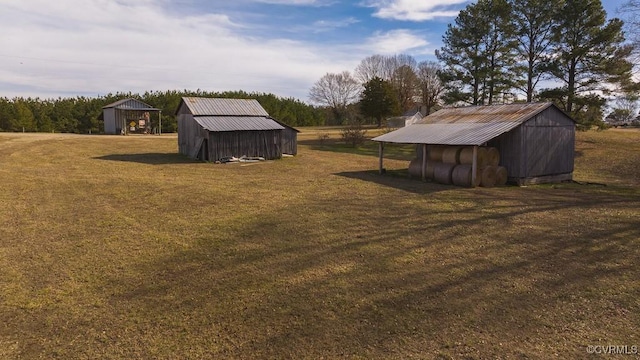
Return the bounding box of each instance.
[371,122,522,146]
[194,116,285,132]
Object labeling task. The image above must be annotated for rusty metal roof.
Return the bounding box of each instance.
[181,97,269,117]
[373,102,566,145]
[102,98,159,111]
[194,116,284,132]
[416,102,554,124]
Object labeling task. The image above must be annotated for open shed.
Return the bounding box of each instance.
[101,98,162,135]
[373,102,576,186]
[176,97,298,161]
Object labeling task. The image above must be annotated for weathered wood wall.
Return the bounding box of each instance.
[281,127,298,155]
[489,106,575,184]
[209,130,282,160]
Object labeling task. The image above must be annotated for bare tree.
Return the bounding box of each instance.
[309,71,361,123]
[387,55,419,112]
[354,55,387,84]
[416,61,445,115]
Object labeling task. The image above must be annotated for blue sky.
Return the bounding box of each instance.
[0,0,626,102]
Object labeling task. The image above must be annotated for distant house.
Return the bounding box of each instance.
[175,97,298,161]
[386,110,424,128]
[100,98,161,135]
[373,102,576,185]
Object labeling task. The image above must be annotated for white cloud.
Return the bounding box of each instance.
[254,0,333,5]
[312,17,360,32]
[363,29,430,55]
[0,0,357,100]
[362,0,468,21]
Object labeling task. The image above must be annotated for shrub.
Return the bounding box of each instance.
[317,133,330,145]
[341,120,367,147]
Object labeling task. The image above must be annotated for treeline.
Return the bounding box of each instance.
[0,89,327,133]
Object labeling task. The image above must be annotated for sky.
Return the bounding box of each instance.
[0,0,626,103]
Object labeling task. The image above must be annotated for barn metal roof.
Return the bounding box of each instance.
[373,102,567,145]
[181,97,269,117]
[102,98,159,111]
[194,116,284,132]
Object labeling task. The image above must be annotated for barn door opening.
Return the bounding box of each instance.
[198,139,209,161]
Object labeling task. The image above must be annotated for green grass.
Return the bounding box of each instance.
[0,130,639,359]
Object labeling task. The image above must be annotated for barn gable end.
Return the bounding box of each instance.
[101,98,161,135]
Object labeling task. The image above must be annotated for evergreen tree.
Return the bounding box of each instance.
[541,0,633,127]
[437,0,517,105]
[511,0,558,102]
[359,77,400,127]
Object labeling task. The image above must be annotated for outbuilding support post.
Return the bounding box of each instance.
[471,145,478,187]
[421,144,427,181]
[379,142,384,174]
[159,110,162,135]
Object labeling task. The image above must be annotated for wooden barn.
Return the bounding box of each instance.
[101,98,162,135]
[373,102,576,185]
[176,97,298,161]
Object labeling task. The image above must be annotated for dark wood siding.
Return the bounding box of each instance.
[178,113,208,158]
[281,127,298,155]
[208,130,283,161]
[489,107,575,183]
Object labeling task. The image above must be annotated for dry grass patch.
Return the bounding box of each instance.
[0,130,638,359]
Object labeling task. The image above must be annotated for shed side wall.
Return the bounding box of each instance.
[178,114,207,158]
[209,130,282,160]
[103,108,116,134]
[281,128,297,155]
[521,107,575,178]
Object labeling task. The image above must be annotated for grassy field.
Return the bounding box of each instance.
[0,129,638,359]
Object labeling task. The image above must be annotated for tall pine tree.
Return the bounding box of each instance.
[437,0,517,105]
[541,0,633,127]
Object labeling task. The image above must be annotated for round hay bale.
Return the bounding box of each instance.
[428,145,446,161]
[408,158,421,177]
[495,166,508,186]
[480,165,497,187]
[477,147,488,167]
[409,158,439,179]
[426,161,437,179]
[433,162,456,184]
[441,146,462,164]
[458,147,474,164]
[451,164,473,187]
[459,146,489,166]
[486,147,500,166]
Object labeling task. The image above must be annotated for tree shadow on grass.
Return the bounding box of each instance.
[94,153,198,165]
[335,169,453,194]
[299,138,416,161]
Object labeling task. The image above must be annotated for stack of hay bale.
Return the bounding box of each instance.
[408,145,508,187]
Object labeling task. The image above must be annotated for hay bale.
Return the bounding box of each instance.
[477,147,488,167]
[441,146,462,164]
[433,162,456,184]
[408,158,421,177]
[459,146,489,167]
[458,147,474,164]
[495,166,508,185]
[409,158,438,179]
[480,165,497,187]
[428,145,446,161]
[426,161,437,179]
[451,164,480,187]
[486,147,500,166]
